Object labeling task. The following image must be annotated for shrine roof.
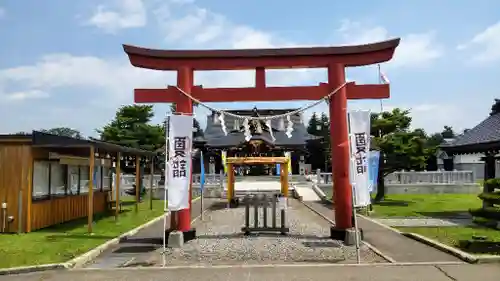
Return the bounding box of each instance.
[0,131,156,157]
[124,39,400,59]
[440,113,500,154]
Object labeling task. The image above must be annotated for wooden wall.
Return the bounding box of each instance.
[30,192,108,231]
[0,143,32,233]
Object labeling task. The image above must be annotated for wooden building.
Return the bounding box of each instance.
[0,131,155,234]
[440,106,500,222]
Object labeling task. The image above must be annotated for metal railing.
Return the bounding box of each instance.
[120,173,223,188]
[314,169,476,185]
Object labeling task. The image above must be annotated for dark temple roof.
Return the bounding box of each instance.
[0,131,155,157]
[441,113,500,155]
[201,107,320,148]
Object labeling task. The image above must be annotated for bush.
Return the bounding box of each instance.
[470,207,500,220]
[478,192,500,204]
[484,178,500,192]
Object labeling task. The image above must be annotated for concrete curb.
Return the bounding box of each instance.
[0,197,201,276]
[0,263,66,276]
[311,183,327,201]
[73,260,466,271]
[402,232,500,264]
[298,200,397,263]
[354,214,500,264]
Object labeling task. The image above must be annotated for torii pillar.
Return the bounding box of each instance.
[123,38,400,241]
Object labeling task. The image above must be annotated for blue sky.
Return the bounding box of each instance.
[1,0,499,137]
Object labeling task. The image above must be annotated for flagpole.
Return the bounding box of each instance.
[377,64,383,113]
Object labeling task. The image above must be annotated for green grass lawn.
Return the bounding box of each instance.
[0,196,166,269]
[371,194,482,217]
[396,226,500,255]
[373,194,500,255]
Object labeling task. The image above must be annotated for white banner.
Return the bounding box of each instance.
[167,114,193,211]
[348,110,372,207]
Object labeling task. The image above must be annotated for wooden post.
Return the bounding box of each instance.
[149,157,154,210]
[280,164,285,195]
[26,153,33,233]
[115,152,121,220]
[227,163,234,205]
[135,156,141,213]
[88,146,95,234]
[282,161,289,197]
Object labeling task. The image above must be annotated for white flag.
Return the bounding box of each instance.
[380,71,390,84]
[167,114,193,211]
[348,110,372,207]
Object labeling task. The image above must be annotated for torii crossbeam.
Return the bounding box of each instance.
[123,38,400,241]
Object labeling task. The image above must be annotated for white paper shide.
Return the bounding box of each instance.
[348,110,372,207]
[167,115,193,211]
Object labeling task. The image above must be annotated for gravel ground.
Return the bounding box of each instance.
[141,199,386,266]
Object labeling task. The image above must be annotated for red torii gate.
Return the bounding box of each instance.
[123,38,400,241]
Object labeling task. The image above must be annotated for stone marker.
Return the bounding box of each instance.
[168,231,184,248]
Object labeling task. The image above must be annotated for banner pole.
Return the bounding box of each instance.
[351,182,361,264]
[200,151,205,221]
[162,115,170,261]
[348,126,361,264]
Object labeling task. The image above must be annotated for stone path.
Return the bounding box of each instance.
[303,201,463,263]
[84,198,213,268]
[4,264,500,281]
[293,184,321,201]
[375,217,473,227]
[142,199,384,266]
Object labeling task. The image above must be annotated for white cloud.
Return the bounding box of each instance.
[153,1,283,50]
[0,0,449,135]
[3,90,50,102]
[457,21,500,64]
[85,0,147,33]
[337,19,443,69]
[301,100,463,136]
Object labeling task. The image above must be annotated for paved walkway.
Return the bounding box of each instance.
[293,184,321,201]
[4,264,500,281]
[303,201,463,263]
[84,198,214,268]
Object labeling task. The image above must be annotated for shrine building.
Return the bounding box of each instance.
[193,107,321,175]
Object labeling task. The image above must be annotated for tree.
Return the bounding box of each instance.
[307,112,320,135]
[306,112,325,170]
[490,99,500,116]
[441,126,455,139]
[193,118,203,138]
[98,105,165,152]
[11,131,30,135]
[40,127,83,139]
[319,112,331,170]
[371,109,429,201]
